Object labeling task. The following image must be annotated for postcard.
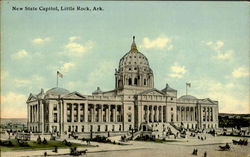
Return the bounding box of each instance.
[1,1,249,157]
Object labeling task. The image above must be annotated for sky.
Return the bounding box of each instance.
[1,1,249,118]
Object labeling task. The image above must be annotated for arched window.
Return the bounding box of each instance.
[128,78,132,85]
[134,78,137,85]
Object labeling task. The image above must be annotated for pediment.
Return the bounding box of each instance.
[200,98,215,104]
[138,88,165,96]
[62,91,86,100]
[27,93,37,102]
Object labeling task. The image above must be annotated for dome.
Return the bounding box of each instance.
[119,36,150,70]
[178,95,197,100]
[92,87,103,95]
[46,87,70,95]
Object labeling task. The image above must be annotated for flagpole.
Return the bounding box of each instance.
[57,71,58,87]
[186,83,187,96]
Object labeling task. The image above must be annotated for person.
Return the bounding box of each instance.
[192,149,196,155]
[204,152,207,157]
[44,152,47,157]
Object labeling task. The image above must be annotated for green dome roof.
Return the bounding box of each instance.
[46,87,70,95]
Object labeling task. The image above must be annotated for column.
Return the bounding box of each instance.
[153,106,155,122]
[162,106,164,122]
[106,105,109,122]
[108,105,110,122]
[100,105,103,122]
[211,107,214,122]
[205,107,207,122]
[155,106,158,122]
[32,105,34,122]
[78,103,80,122]
[93,104,95,122]
[115,105,117,122]
[84,104,88,122]
[41,103,44,133]
[147,106,149,123]
[71,104,74,122]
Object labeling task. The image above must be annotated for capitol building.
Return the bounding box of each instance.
[27,37,219,137]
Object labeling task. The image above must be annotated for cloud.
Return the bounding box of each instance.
[69,36,79,42]
[1,92,27,118]
[85,61,115,87]
[216,50,233,60]
[32,37,50,44]
[203,40,233,60]
[11,49,29,59]
[65,37,93,55]
[60,62,75,72]
[192,78,249,114]
[232,66,249,78]
[140,36,173,50]
[14,79,31,87]
[169,63,186,78]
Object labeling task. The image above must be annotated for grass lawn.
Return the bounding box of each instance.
[0,139,91,152]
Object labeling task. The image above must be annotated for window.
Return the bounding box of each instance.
[130,56,132,58]
[171,114,174,122]
[128,78,132,85]
[97,125,100,132]
[80,114,84,122]
[67,104,71,110]
[67,114,71,122]
[129,68,131,71]
[52,126,57,133]
[81,126,84,132]
[112,125,115,132]
[53,113,57,122]
[74,104,78,110]
[128,114,132,122]
[74,115,78,122]
[75,126,78,132]
[68,126,71,132]
[53,104,57,111]
[119,125,122,131]
[171,97,173,100]
[128,106,131,110]
[144,79,147,85]
[105,125,108,131]
[134,56,136,58]
[134,67,137,70]
[80,104,84,110]
[134,78,137,85]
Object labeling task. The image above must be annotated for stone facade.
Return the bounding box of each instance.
[26,37,219,136]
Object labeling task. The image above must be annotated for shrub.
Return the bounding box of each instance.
[63,139,72,146]
[18,141,29,147]
[43,138,48,144]
[37,136,42,144]
[50,135,56,141]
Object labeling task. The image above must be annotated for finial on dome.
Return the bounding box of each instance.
[131,36,137,51]
[166,83,169,88]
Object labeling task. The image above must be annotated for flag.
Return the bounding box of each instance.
[186,83,191,88]
[57,71,63,78]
